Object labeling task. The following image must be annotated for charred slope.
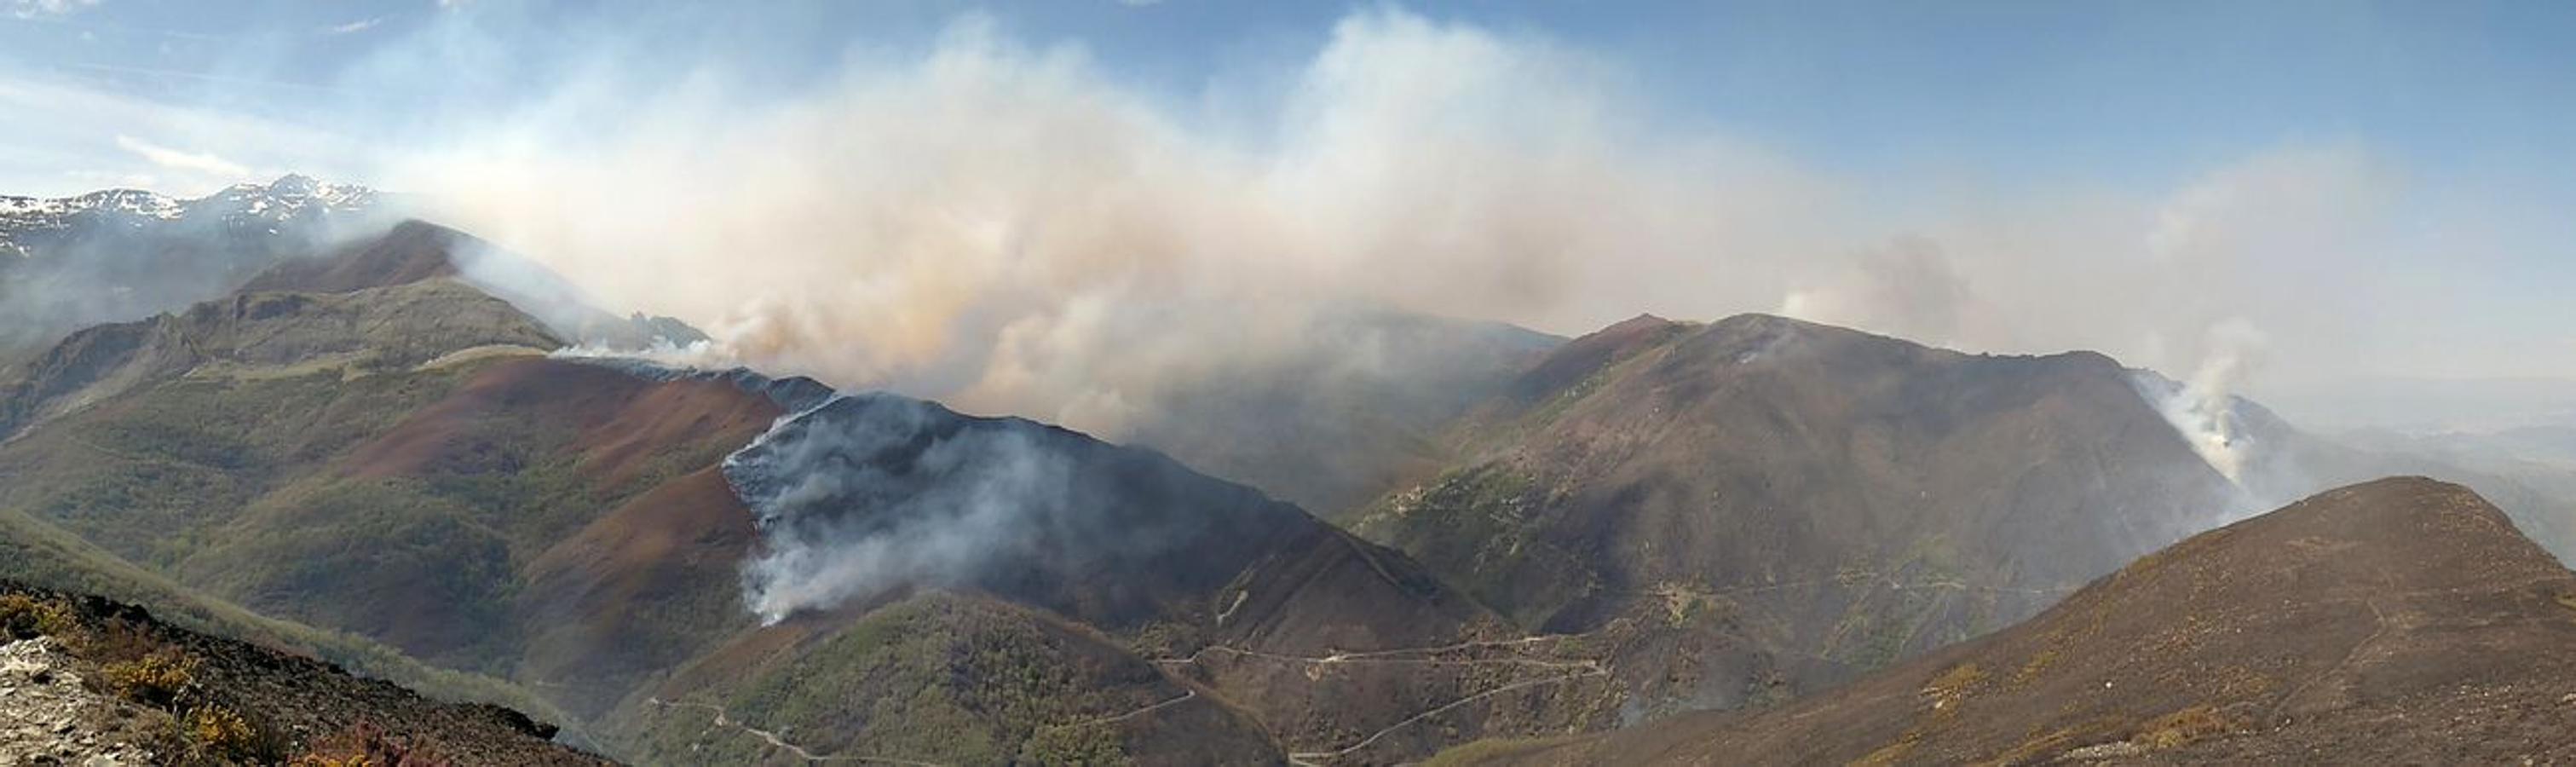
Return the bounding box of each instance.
[1355,313,2252,718]
[1479,477,2576,765]
[0,579,605,765]
[720,389,1491,643]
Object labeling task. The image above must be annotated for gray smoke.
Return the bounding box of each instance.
[717,385,1299,624]
[724,393,1069,624]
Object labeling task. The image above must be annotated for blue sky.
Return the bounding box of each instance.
[3,1,2572,392]
[8,2,2568,195]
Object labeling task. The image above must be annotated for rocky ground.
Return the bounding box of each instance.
[0,580,609,766]
[0,637,167,765]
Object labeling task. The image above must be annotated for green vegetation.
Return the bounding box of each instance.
[0,367,470,568]
[0,508,569,735]
[1354,463,1593,629]
[622,594,1170,767]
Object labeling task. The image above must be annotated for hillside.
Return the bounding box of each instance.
[592,373,1613,764]
[0,219,1617,764]
[1120,309,1561,514]
[1,579,606,765]
[1466,477,2576,764]
[1352,313,2255,718]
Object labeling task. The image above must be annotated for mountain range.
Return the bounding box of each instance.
[0,180,2569,765]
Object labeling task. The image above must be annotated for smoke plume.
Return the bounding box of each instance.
[382,10,1830,439]
[2132,319,2270,485]
[717,385,1299,623]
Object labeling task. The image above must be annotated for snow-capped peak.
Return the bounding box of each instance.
[1,175,381,258]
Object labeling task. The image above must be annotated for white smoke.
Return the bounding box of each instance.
[2137,319,2269,484]
[1777,237,1980,346]
[724,394,1075,625]
[380,9,1832,438]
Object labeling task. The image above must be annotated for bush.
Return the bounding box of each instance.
[104,648,200,706]
[185,704,262,761]
[0,593,78,640]
[2132,705,2234,750]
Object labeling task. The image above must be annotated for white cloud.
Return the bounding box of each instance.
[7,0,98,20]
[0,75,360,196]
[112,135,252,178]
[324,17,384,35]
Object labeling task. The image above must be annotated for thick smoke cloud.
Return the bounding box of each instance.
[1778,237,1979,348]
[384,11,1833,437]
[360,9,2474,447]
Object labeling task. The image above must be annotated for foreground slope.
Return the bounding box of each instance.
[1474,477,2576,765]
[1355,314,2250,716]
[2,580,605,765]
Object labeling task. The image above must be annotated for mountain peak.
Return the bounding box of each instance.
[268,172,319,193]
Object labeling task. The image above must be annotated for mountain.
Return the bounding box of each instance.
[2152,387,2576,565]
[0,176,389,361]
[1351,313,2255,719]
[1466,477,2576,764]
[1119,309,1561,515]
[0,217,1616,764]
[2,579,605,765]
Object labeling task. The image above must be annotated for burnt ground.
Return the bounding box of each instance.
[1,579,608,765]
[1471,477,2576,765]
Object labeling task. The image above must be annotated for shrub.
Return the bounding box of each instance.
[2131,705,2234,750]
[185,704,262,761]
[0,593,78,640]
[1019,724,1127,766]
[104,648,200,706]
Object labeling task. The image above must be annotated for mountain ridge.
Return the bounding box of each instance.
[1461,476,2576,764]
